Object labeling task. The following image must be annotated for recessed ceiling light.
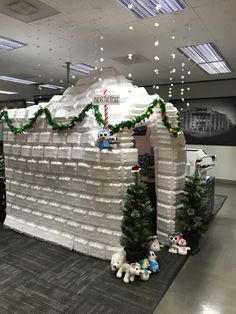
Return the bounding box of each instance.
[178,42,232,74]
[0,90,18,94]
[39,84,64,90]
[70,63,95,74]
[198,61,232,74]
[0,35,27,51]
[118,0,185,19]
[0,76,36,84]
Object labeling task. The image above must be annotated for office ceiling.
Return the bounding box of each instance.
[0,0,235,102]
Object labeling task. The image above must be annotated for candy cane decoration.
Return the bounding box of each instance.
[103,88,109,129]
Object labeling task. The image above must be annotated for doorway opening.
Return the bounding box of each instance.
[133,125,157,234]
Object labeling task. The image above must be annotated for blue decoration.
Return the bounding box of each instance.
[96,128,111,150]
[147,250,159,273]
[149,260,159,273]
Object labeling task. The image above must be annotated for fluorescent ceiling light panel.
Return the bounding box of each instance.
[118,0,185,18]
[0,76,36,84]
[70,63,95,74]
[178,42,232,74]
[0,35,27,51]
[39,84,64,90]
[178,43,223,64]
[0,90,18,94]
[198,61,232,74]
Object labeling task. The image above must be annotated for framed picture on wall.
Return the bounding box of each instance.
[172,97,236,146]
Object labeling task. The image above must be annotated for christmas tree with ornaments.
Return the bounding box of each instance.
[110,164,160,284]
[120,164,154,262]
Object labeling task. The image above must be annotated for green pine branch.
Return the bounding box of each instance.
[120,172,153,251]
[176,166,208,233]
[0,98,183,136]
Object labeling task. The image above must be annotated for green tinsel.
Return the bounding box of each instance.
[0,98,183,136]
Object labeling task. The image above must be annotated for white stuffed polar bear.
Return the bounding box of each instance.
[116,262,142,283]
[111,251,126,272]
[149,236,163,252]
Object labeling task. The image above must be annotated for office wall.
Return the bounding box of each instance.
[186,145,236,181]
[145,79,236,181]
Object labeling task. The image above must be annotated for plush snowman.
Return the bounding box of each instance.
[177,237,191,255]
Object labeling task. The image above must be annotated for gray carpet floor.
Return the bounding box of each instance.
[213,194,227,215]
[0,194,226,313]
[0,226,187,314]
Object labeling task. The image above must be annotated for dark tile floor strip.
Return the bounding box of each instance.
[0,226,187,314]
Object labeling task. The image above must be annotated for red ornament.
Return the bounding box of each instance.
[131,164,141,173]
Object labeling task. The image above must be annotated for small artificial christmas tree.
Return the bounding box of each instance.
[120,164,153,261]
[176,165,208,234]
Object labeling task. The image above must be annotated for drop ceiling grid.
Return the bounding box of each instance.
[0,0,235,101]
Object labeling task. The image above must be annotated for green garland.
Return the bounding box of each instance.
[0,98,183,136]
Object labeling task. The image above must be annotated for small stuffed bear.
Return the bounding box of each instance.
[168,232,181,254]
[177,236,191,255]
[116,262,142,283]
[110,251,126,272]
[147,251,159,273]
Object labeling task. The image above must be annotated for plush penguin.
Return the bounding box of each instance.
[96,128,111,150]
[147,251,159,273]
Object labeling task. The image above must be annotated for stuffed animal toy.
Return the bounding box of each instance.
[168,232,182,254]
[139,258,150,270]
[111,251,126,272]
[177,236,191,255]
[139,269,152,281]
[116,262,142,283]
[147,251,159,273]
[139,258,151,281]
[96,128,111,150]
[149,236,163,253]
[108,135,118,149]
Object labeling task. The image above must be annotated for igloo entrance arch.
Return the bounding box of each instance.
[3,68,186,259]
